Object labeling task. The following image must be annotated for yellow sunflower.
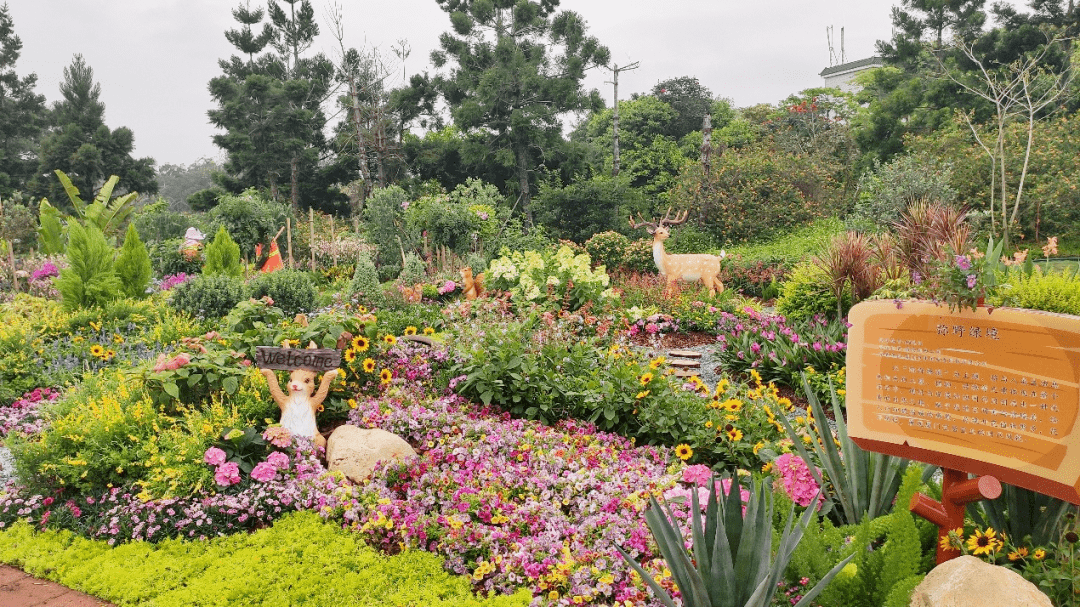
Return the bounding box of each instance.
[1007,547,1029,561]
[404,326,418,336]
[639,372,654,386]
[356,306,368,314]
[90,344,105,358]
[379,369,393,384]
[649,356,666,370]
[966,528,1001,556]
[423,327,435,335]
[673,444,693,461]
[722,399,743,412]
[344,349,357,363]
[352,335,370,351]
[727,428,744,442]
[362,358,376,373]
[383,334,397,346]
[105,349,116,360]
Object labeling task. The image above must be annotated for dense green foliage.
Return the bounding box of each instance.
[55,222,121,310]
[114,223,151,299]
[169,273,245,319]
[0,513,531,607]
[348,251,384,307]
[246,269,316,316]
[202,226,242,277]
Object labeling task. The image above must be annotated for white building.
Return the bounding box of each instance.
[819,57,884,92]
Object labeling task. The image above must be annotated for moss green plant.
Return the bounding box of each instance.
[0,512,531,607]
[349,251,385,308]
[114,223,151,299]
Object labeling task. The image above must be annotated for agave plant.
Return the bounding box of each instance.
[617,475,853,607]
[775,376,910,526]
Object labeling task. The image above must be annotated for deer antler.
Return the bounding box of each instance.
[659,207,689,227]
[628,213,658,234]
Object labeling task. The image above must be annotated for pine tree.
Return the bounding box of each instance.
[203,225,242,277]
[0,3,47,197]
[55,222,121,310]
[419,0,610,228]
[115,222,151,298]
[30,55,157,209]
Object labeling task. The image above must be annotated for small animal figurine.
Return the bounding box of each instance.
[401,283,423,303]
[461,267,484,300]
[260,341,338,449]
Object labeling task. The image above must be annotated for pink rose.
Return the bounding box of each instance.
[203,447,227,466]
[250,461,276,482]
[214,462,241,487]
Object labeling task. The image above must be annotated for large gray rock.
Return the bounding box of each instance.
[910,555,1051,607]
[326,425,416,483]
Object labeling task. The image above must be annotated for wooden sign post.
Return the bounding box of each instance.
[255,346,340,371]
[847,300,1080,561]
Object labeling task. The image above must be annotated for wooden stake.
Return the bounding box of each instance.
[286,218,294,269]
[309,208,316,272]
[330,215,337,267]
[7,240,17,292]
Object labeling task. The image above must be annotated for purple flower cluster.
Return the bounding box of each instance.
[30,262,59,282]
[346,394,685,605]
[159,273,191,291]
[0,387,61,437]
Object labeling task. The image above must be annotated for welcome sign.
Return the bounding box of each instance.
[846,300,1080,504]
[255,346,340,372]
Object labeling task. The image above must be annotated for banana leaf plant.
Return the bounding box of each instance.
[36,170,140,254]
[617,475,854,607]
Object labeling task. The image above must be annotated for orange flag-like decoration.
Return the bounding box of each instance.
[261,241,283,273]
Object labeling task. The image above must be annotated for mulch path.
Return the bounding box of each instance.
[626,331,717,349]
[0,565,113,606]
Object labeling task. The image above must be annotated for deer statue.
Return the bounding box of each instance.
[629,208,725,297]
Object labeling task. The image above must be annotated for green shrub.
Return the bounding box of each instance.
[848,153,957,234]
[398,251,427,285]
[363,185,414,269]
[246,270,317,316]
[994,266,1080,315]
[131,203,202,242]
[202,226,242,277]
[818,511,926,607]
[584,231,630,271]
[0,513,532,607]
[114,223,151,299]
[349,252,386,308]
[0,201,38,254]
[55,223,121,311]
[486,246,616,311]
[209,189,288,260]
[776,261,851,323]
[170,273,245,319]
[148,238,202,277]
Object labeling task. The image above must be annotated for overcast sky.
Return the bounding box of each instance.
[8,0,1027,167]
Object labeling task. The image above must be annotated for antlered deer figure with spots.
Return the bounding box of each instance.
[630,208,725,297]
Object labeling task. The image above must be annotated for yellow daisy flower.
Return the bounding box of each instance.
[90,344,105,358]
[649,357,666,370]
[1007,547,1029,561]
[423,327,435,335]
[1033,548,1047,560]
[727,428,743,442]
[966,528,1000,556]
[404,326,418,335]
[639,372,654,386]
[635,390,650,399]
[344,349,357,363]
[379,369,393,384]
[347,399,358,409]
[674,444,693,461]
[383,334,397,346]
[362,358,376,373]
[351,335,370,351]
[356,306,368,314]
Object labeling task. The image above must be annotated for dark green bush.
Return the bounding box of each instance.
[349,252,385,308]
[132,203,202,243]
[398,252,427,285]
[584,231,630,271]
[246,270,317,316]
[209,189,288,260]
[170,274,245,319]
[114,223,151,299]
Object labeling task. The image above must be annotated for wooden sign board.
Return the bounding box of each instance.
[255,346,340,372]
[847,300,1080,504]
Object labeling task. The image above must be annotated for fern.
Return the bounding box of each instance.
[55,222,121,311]
[202,226,242,277]
[115,223,151,298]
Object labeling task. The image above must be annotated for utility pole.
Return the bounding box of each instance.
[701,114,713,175]
[604,61,639,177]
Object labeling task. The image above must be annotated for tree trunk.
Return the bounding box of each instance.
[516,147,533,229]
[350,78,373,212]
[290,157,300,213]
[612,65,620,177]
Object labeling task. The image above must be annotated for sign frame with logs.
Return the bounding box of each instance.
[846,300,1080,505]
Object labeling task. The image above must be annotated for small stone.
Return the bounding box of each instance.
[326,425,417,484]
[667,349,703,358]
[909,555,1052,607]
